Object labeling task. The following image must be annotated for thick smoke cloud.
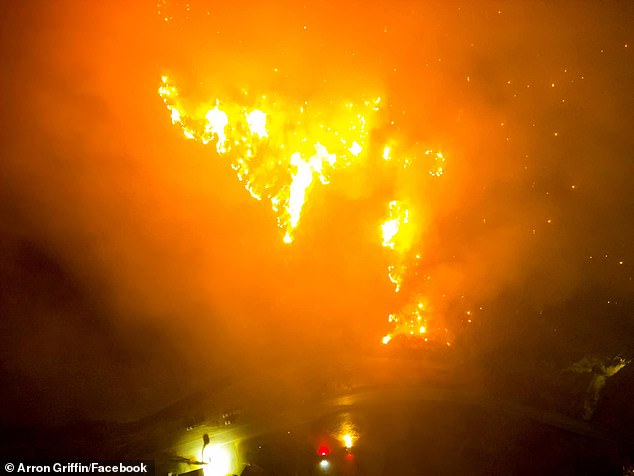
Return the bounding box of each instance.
[0,1,632,425]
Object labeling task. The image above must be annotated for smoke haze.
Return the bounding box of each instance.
[0,0,632,425]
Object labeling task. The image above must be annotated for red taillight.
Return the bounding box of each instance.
[318,445,330,457]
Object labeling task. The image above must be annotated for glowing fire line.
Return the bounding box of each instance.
[158,75,448,344]
[159,76,379,243]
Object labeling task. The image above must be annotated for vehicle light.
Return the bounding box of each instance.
[318,445,330,457]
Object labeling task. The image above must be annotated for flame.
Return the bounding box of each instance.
[381,200,413,252]
[379,153,447,344]
[380,199,417,296]
[158,76,378,243]
[159,75,449,346]
[245,110,268,138]
[382,145,392,161]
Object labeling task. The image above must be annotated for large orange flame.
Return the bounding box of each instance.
[159,76,379,243]
[159,75,448,344]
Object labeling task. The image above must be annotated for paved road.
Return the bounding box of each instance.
[159,383,609,475]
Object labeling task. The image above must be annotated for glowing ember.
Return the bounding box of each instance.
[427,150,446,177]
[383,296,430,342]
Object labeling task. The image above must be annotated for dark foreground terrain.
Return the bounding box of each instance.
[2,350,633,476]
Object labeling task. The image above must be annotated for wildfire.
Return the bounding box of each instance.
[158,75,379,243]
[158,74,448,345]
[384,297,429,340]
[381,200,413,252]
[378,148,447,345]
[380,201,428,344]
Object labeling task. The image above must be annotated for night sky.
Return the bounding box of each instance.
[0,0,632,430]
